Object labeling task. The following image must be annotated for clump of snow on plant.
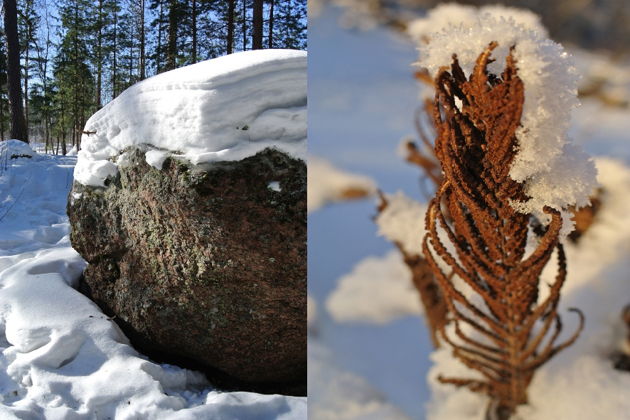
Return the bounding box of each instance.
[375,191,426,256]
[308,157,376,212]
[326,251,421,325]
[427,157,630,420]
[406,3,547,42]
[75,49,306,187]
[415,8,597,225]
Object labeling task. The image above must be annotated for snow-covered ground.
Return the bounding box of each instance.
[0,140,306,419]
[309,5,630,420]
[0,47,307,420]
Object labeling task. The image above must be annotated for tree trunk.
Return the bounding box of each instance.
[242,0,247,50]
[24,37,29,142]
[0,98,5,139]
[252,0,263,49]
[42,11,51,149]
[227,0,235,54]
[156,0,164,72]
[140,0,146,79]
[73,4,79,147]
[3,0,27,142]
[113,7,118,97]
[191,0,197,63]
[97,0,103,107]
[167,0,178,70]
[268,0,274,48]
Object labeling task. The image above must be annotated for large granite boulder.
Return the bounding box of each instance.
[68,146,306,395]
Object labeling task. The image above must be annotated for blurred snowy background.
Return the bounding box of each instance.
[308,1,630,419]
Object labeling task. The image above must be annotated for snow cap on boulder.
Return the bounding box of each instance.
[74,49,307,187]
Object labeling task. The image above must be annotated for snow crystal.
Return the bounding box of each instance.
[375,191,426,256]
[75,49,306,187]
[407,3,547,43]
[326,251,421,325]
[308,157,376,212]
[415,10,597,224]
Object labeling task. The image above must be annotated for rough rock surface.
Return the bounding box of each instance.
[68,147,306,395]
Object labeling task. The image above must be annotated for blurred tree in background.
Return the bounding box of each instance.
[313,0,630,54]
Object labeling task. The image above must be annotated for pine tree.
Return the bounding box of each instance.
[227,0,235,53]
[0,27,8,140]
[166,0,184,70]
[267,0,275,48]
[252,0,263,49]
[190,0,197,63]
[240,0,250,50]
[274,0,306,49]
[53,0,96,150]
[138,0,146,79]
[148,0,168,73]
[29,0,54,149]
[18,0,39,142]
[3,0,28,142]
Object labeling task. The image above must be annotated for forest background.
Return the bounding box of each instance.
[0,0,307,153]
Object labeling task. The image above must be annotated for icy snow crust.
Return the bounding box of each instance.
[75,49,307,187]
[0,153,306,418]
[415,8,597,221]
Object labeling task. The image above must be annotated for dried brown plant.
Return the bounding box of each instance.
[410,67,600,240]
[422,42,584,418]
[404,95,443,190]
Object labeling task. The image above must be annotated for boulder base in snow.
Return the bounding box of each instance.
[68,147,306,394]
